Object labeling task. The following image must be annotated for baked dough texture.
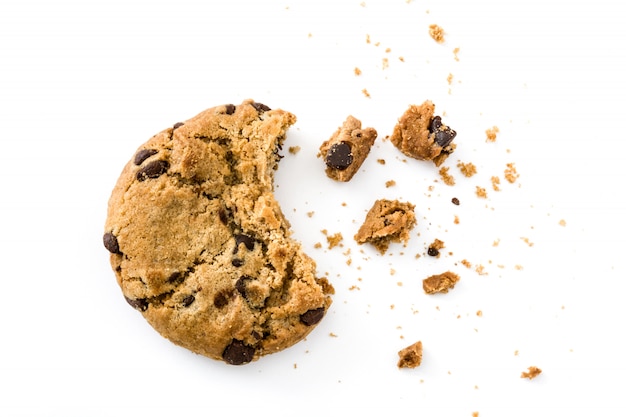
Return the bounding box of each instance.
[103,100,333,365]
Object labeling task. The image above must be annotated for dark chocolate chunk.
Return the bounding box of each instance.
[427,247,439,257]
[222,340,255,365]
[225,104,236,115]
[218,208,229,225]
[325,142,353,171]
[428,115,457,148]
[181,294,195,307]
[235,275,252,299]
[173,122,184,129]
[300,307,325,326]
[451,197,460,205]
[233,234,255,253]
[133,149,159,166]
[125,296,148,312]
[214,289,234,308]
[167,271,184,285]
[103,232,121,254]
[136,160,169,181]
[251,102,271,113]
[231,259,244,267]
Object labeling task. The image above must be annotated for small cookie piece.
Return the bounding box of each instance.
[422,271,460,294]
[104,100,333,365]
[354,199,416,254]
[521,366,542,380]
[397,340,423,369]
[319,116,377,182]
[389,100,457,166]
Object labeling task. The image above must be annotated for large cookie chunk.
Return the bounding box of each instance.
[319,115,377,182]
[390,100,457,166]
[104,99,333,365]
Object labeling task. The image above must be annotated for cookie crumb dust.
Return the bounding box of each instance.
[486,126,500,142]
[439,166,455,185]
[457,161,477,177]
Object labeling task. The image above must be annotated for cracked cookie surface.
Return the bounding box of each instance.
[104,99,333,365]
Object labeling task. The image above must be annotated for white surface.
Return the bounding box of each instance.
[1,0,625,415]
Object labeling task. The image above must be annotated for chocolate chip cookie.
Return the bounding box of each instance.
[103,100,333,365]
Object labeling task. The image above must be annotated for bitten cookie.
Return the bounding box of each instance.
[390,100,457,166]
[354,199,416,254]
[319,116,377,182]
[103,99,333,365]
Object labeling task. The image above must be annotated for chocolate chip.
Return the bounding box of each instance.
[103,232,121,254]
[427,247,439,257]
[235,275,252,299]
[233,234,255,253]
[125,296,148,312]
[428,115,457,147]
[222,340,255,365]
[225,104,236,115]
[218,208,229,225]
[173,122,184,129]
[251,102,271,113]
[136,160,169,181]
[300,307,325,326]
[133,149,158,166]
[214,289,234,308]
[231,259,244,267]
[325,142,353,171]
[167,271,184,285]
[181,294,195,307]
[451,197,460,205]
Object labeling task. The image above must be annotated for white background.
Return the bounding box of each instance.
[2,0,625,415]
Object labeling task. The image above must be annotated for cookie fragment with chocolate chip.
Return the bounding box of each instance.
[354,199,416,254]
[319,115,377,182]
[104,99,333,365]
[389,100,457,166]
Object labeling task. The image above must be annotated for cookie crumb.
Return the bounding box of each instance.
[453,47,460,61]
[354,67,362,76]
[491,176,501,191]
[439,166,456,185]
[382,57,389,70]
[385,180,396,188]
[520,237,534,247]
[472,412,479,417]
[328,233,343,249]
[377,158,386,165]
[422,271,460,294]
[362,88,371,98]
[559,219,567,227]
[453,215,460,224]
[314,242,323,249]
[397,340,423,368]
[429,24,445,43]
[447,73,454,85]
[451,197,460,205]
[288,146,301,155]
[307,211,315,218]
[504,162,520,183]
[521,366,542,380]
[457,161,477,177]
[475,186,487,199]
[485,126,500,142]
[461,259,472,268]
[475,264,487,275]
[476,310,483,317]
